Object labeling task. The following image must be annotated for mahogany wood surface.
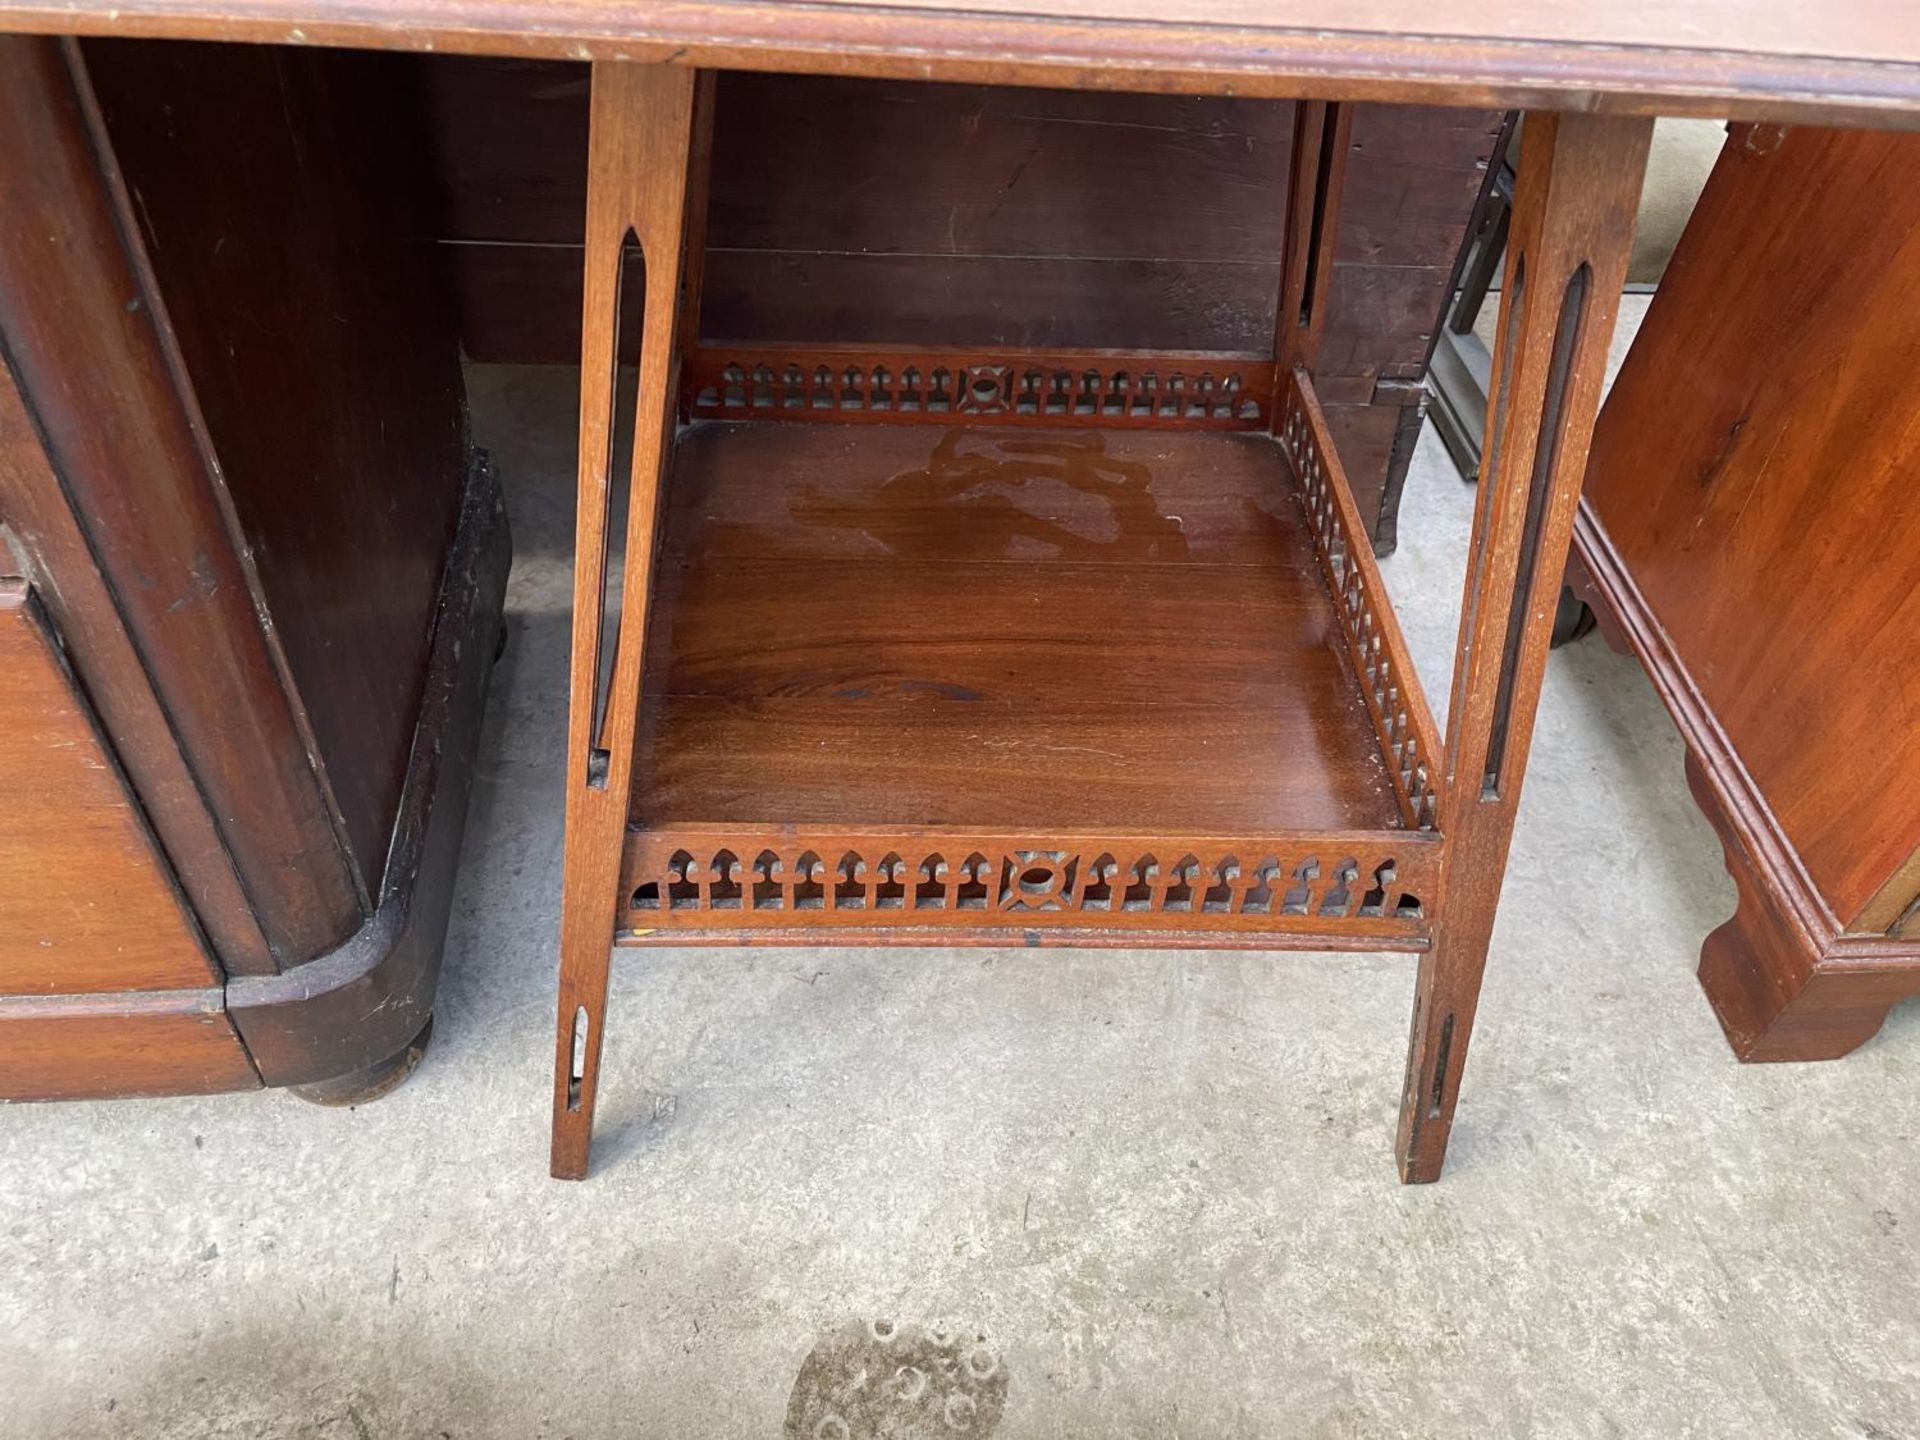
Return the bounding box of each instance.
[1,34,512,1100]
[1574,124,1920,1060]
[544,50,1660,1180]
[620,825,1437,947]
[409,61,1492,548]
[0,0,1894,1175]
[633,423,1401,835]
[0,0,1917,125]
[680,346,1274,429]
[0,36,365,962]
[1275,101,1348,377]
[80,39,473,906]
[1582,125,1920,935]
[0,990,259,1101]
[551,61,699,1181]
[1574,523,1920,1063]
[1395,111,1651,1182]
[228,461,513,1087]
[0,325,273,976]
[417,69,1484,361]
[0,581,215,995]
[1278,367,1441,833]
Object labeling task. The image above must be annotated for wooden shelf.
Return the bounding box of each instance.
[619,378,1442,946]
[638,421,1396,831]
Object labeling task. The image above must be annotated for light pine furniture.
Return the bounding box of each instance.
[0,3,1913,1182]
[1574,123,1920,1062]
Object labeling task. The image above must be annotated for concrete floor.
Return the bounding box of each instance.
[5,300,1919,1438]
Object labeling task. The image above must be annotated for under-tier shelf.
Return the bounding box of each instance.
[621,373,1441,945]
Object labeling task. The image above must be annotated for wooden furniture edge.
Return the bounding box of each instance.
[0,986,260,1100]
[3,2,1920,128]
[0,577,222,995]
[0,353,276,976]
[0,34,365,964]
[1396,111,1651,1180]
[1283,364,1444,831]
[619,827,1439,943]
[618,924,1430,952]
[682,346,1277,429]
[225,455,511,1086]
[1858,839,1920,939]
[553,73,1657,1184]
[552,61,700,1180]
[1572,499,1920,1062]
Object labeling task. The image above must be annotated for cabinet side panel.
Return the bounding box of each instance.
[82,40,472,904]
[0,35,362,962]
[1583,125,1920,930]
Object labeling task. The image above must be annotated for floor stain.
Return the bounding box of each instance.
[784,1317,1007,1438]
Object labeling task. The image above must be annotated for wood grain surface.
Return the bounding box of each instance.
[0,318,273,976]
[0,0,1915,125]
[1397,111,1652,1182]
[415,67,1491,371]
[632,423,1401,834]
[551,61,699,1180]
[410,62,1490,558]
[619,823,1438,945]
[82,39,473,908]
[1581,124,1920,935]
[0,36,364,963]
[0,989,258,1100]
[0,581,217,995]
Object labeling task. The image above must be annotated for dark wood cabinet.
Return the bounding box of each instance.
[0,37,509,1101]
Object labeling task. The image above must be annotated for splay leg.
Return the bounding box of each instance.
[550,62,700,1180]
[1396,111,1653,1182]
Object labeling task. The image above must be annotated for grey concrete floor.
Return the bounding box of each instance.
[5,301,1919,1438]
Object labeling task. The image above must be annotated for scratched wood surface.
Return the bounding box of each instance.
[416,65,1491,373]
[408,62,1493,549]
[0,36,367,962]
[82,39,473,911]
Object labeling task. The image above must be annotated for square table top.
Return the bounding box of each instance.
[3,0,1917,126]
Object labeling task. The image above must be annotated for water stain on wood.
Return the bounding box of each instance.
[790,428,1189,563]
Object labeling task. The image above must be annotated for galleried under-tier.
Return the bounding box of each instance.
[619,368,1442,946]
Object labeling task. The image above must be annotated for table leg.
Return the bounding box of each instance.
[551,62,699,1181]
[1397,111,1652,1183]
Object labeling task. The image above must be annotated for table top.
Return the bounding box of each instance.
[4,0,1918,125]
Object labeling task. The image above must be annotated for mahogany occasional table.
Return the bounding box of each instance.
[2,2,1914,1182]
